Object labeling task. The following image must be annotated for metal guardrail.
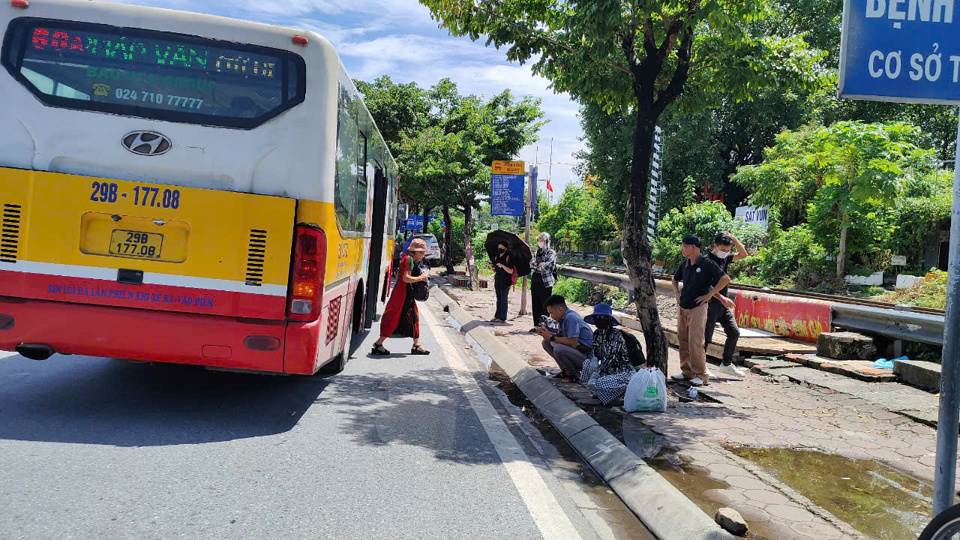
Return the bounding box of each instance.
[559,265,945,346]
[831,304,944,345]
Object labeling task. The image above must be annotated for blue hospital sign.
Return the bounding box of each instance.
[840,0,960,104]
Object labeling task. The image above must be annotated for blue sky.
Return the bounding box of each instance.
[112,0,584,195]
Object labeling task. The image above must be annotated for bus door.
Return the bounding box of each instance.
[364,166,388,328]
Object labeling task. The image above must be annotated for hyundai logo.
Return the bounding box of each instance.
[122,131,172,156]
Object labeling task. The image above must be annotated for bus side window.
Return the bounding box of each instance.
[335,90,359,232]
[355,129,368,231]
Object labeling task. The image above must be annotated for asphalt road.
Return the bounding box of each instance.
[0,297,650,540]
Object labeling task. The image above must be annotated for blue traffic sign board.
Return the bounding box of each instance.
[406,215,425,232]
[840,0,960,104]
[491,173,525,217]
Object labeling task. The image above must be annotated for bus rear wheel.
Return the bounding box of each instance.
[321,350,346,374]
[352,285,364,335]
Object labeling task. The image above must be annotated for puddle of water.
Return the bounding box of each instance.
[578,404,778,539]
[729,446,941,540]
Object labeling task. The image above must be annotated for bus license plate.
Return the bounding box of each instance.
[109,229,163,260]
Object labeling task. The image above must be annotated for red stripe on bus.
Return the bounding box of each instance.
[0,295,286,372]
[0,269,286,319]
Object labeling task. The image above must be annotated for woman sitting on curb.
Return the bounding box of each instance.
[580,304,636,405]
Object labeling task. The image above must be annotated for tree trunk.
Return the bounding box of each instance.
[422,206,431,234]
[836,225,848,280]
[621,108,669,374]
[442,204,455,274]
[463,205,480,291]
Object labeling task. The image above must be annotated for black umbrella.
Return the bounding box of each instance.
[484,229,532,277]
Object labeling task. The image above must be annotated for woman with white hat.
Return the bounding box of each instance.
[372,238,430,356]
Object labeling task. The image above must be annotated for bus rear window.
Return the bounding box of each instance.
[1,18,306,129]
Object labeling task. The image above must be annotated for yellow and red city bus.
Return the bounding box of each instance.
[0,0,398,374]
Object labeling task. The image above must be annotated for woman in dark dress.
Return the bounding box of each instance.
[489,242,515,323]
[371,238,430,355]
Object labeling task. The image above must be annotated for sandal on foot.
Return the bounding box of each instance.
[410,346,431,355]
[371,344,390,355]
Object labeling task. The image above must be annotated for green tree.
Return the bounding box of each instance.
[355,76,435,210]
[538,184,618,254]
[420,0,821,367]
[733,121,936,278]
[359,78,545,283]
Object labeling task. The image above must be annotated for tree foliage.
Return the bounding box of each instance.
[733,121,937,278]
[652,201,766,270]
[538,184,618,254]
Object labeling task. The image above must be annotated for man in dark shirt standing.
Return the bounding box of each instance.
[706,232,748,378]
[671,235,731,386]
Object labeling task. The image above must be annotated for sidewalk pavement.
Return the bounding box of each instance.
[441,282,956,540]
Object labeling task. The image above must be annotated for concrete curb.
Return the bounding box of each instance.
[431,285,733,540]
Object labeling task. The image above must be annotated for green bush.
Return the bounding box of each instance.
[754,224,830,288]
[887,171,952,274]
[728,254,761,281]
[552,277,593,305]
[652,201,766,270]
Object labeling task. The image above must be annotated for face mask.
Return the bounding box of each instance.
[594,317,612,330]
[538,241,546,249]
[716,249,731,258]
[498,247,506,253]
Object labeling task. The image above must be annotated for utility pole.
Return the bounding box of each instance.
[519,165,535,317]
[934,116,960,515]
[548,138,554,204]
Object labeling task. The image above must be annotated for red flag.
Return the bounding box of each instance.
[546,179,553,192]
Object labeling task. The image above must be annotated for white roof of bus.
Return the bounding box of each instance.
[0,0,397,203]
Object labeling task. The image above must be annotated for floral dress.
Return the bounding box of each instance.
[580,328,636,405]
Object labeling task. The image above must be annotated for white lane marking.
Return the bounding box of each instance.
[421,307,583,540]
[6,260,287,296]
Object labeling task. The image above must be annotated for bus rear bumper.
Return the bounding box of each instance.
[0,297,287,373]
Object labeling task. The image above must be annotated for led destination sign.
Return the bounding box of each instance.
[29,26,278,79]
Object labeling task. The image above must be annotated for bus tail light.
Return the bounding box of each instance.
[11,0,29,8]
[287,226,326,322]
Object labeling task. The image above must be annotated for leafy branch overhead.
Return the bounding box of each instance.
[421,0,822,114]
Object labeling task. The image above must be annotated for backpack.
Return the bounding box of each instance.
[620,330,647,368]
[407,257,430,302]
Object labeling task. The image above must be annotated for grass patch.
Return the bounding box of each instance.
[881,271,946,310]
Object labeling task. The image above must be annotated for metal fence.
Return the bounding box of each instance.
[559,265,944,346]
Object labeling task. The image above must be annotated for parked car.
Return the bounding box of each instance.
[412,234,442,266]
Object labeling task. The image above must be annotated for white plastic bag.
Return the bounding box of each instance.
[624,367,667,412]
